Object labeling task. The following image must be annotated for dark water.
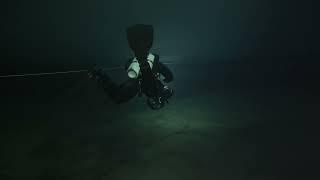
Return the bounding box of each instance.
[1,0,319,178]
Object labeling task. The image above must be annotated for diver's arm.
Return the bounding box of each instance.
[158,62,173,83]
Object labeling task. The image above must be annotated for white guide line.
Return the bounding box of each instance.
[0,62,181,78]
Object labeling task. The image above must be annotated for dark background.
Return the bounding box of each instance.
[1,0,318,72]
[1,0,319,97]
[0,0,320,178]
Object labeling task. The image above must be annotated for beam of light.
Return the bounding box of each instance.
[0,62,180,79]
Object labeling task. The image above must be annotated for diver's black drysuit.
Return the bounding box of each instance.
[94,53,173,104]
[89,24,174,109]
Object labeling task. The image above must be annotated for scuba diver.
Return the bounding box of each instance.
[88,24,174,110]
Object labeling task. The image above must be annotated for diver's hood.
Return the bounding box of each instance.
[126,24,154,58]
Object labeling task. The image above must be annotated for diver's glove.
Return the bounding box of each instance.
[88,66,115,92]
[88,66,104,82]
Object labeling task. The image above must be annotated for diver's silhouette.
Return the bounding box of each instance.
[88,24,174,110]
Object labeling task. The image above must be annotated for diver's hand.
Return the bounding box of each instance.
[88,66,103,81]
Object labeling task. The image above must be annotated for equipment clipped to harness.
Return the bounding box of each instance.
[127,53,156,79]
[146,85,173,110]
